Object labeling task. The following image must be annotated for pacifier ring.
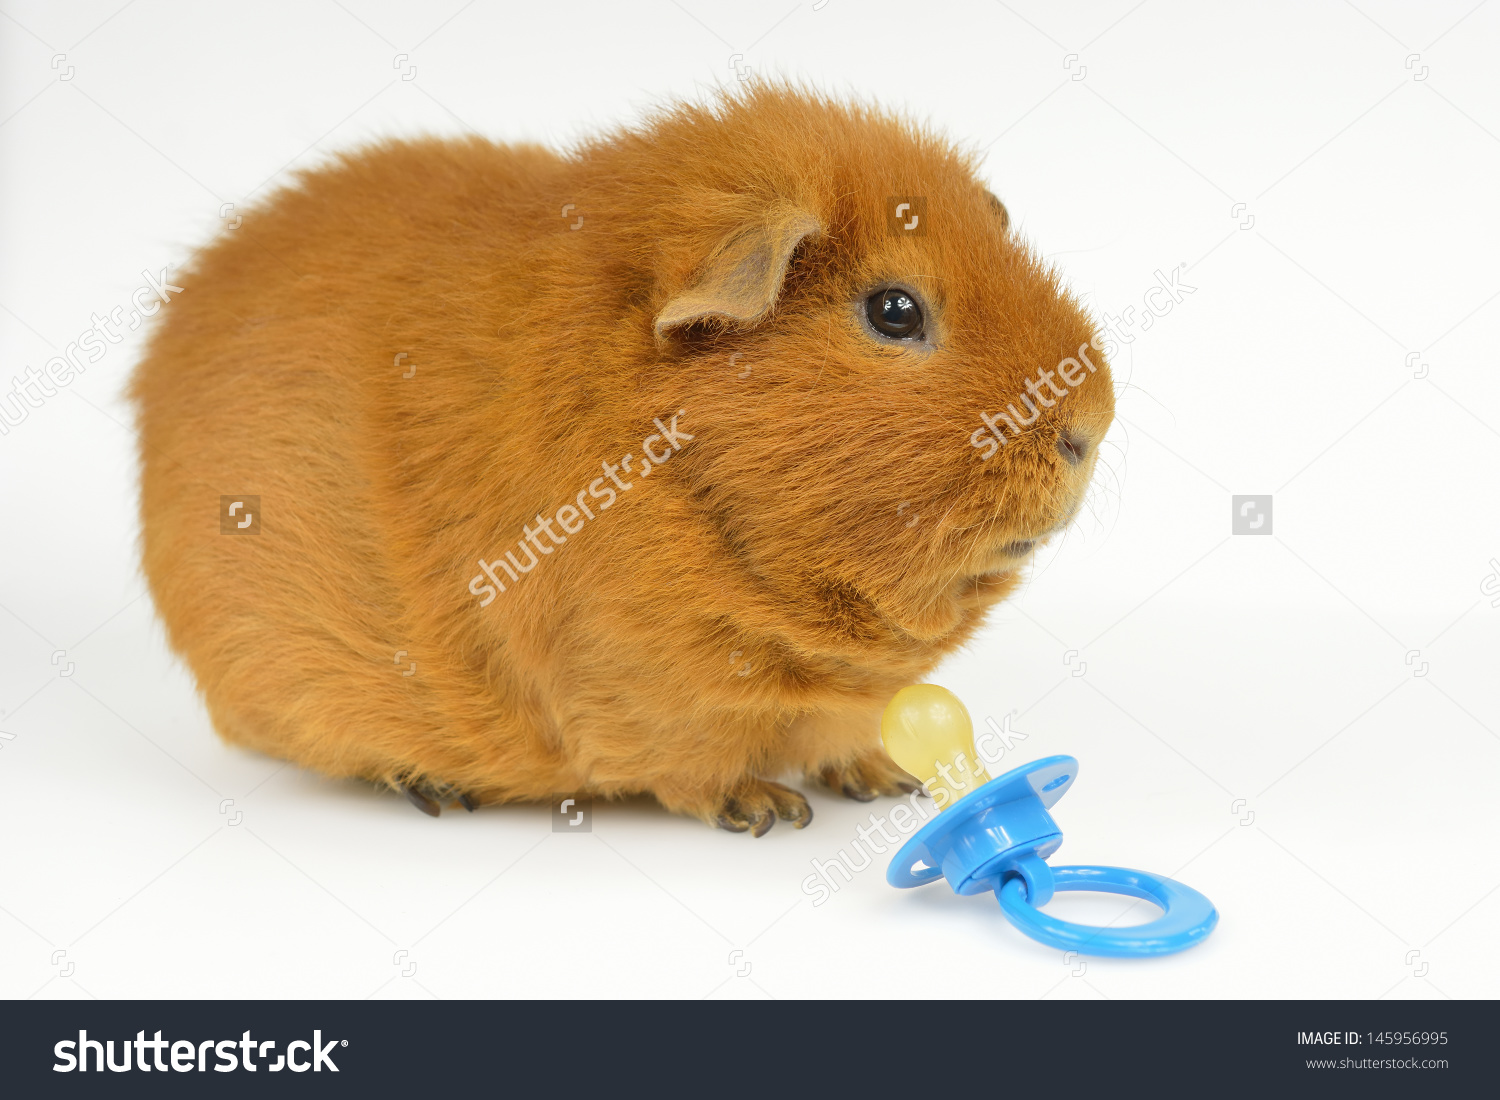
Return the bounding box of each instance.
[998,865,1219,958]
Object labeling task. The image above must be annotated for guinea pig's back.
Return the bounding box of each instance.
[131,138,566,775]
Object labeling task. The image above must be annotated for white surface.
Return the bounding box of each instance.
[2,0,1497,1000]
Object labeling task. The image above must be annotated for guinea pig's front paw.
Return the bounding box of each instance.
[815,750,925,803]
[399,780,481,817]
[714,779,813,837]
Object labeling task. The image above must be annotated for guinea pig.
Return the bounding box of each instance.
[130,82,1114,834]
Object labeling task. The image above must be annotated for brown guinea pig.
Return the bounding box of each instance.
[130,82,1114,833]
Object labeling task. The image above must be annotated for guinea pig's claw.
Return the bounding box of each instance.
[716,809,751,833]
[817,753,925,803]
[767,783,814,830]
[458,792,479,813]
[714,780,812,835]
[718,800,775,837]
[403,783,441,817]
[841,781,879,802]
[818,766,878,802]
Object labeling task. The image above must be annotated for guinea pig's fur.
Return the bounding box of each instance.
[130,83,1114,833]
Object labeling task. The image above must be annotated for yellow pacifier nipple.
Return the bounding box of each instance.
[880,684,988,810]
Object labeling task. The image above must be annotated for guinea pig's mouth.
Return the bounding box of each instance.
[991,529,1054,562]
[983,509,1081,567]
[992,498,1086,561]
[957,541,1037,590]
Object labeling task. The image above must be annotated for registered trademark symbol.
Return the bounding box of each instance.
[341,1040,348,1046]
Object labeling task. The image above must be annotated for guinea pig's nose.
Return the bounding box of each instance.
[1056,429,1090,466]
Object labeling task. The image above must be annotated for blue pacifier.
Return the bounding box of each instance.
[881,685,1218,957]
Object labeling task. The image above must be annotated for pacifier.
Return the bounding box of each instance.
[880,684,1218,957]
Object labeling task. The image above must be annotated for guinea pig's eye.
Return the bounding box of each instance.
[866,288,923,339]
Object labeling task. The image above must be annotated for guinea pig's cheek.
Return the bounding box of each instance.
[956,570,1018,611]
[882,588,965,643]
[971,568,1014,590]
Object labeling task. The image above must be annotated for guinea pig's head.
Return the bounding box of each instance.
[603,85,1114,651]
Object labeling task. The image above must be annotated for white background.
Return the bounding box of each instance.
[2,0,1497,1000]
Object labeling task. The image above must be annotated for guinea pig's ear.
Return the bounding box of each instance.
[654,203,823,342]
[986,191,1011,233]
